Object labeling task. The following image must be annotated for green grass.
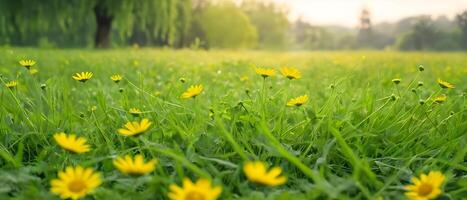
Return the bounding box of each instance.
[0,48,466,199]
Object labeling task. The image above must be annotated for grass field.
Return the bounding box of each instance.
[0,48,466,200]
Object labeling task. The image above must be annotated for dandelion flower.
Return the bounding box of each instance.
[286,95,308,107]
[19,59,36,70]
[392,78,401,84]
[433,95,447,103]
[110,74,122,83]
[5,80,18,89]
[437,79,454,89]
[117,118,152,136]
[53,132,91,154]
[404,171,445,200]
[280,67,301,80]
[255,67,275,78]
[50,165,101,200]
[113,154,157,176]
[181,85,203,99]
[243,161,287,186]
[168,178,222,200]
[72,72,93,83]
[129,108,142,117]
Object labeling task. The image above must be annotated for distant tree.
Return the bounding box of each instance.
[197,3,257,49]
[242,1,289,50]
[456,10,467,50]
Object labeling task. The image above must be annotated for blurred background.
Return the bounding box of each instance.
[0,0,466,51]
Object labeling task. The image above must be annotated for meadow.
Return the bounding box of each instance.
[0,48,466,200]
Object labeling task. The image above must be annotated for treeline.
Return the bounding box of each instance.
[0,0,466,51]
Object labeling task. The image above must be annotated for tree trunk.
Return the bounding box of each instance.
[94,5,113,48]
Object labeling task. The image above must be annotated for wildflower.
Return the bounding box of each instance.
[50,165,101,200]
[243,161,287,186]
[437,79,454,89]
[19,59,36,70]
[181,85,203,99]
[117,118,152,136]
[168,178,222,200]
[29,69,39,75]
[113,154,157,176]
[280,67,301,80]
[72,72,93,83]
[433,95,447,103]
[129,108,142,117]
[286,95,308,107]
[240,76,249,82]
[392,78,401,85]
[404,171,445,200]
[89,106,97,112]
[110,74,122,83]
[53,132,91,154]
[5,80,17,89]
[255,67,275,78]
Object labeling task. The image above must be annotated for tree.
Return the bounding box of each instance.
[456,10,467,50]
[0,0,188,48]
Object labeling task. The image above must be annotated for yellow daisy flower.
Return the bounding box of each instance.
[29,68,39,75]
[280,67,301,80]
[50,165,101,200]
[286,95,308,107]
[168,178,222,200]
[129,108,142,117]
[72,72,93,83]
[117,118,152,136]
[53,132,91,154]
[243,161,287,186]
[110,74,122,83]
[255,67,275,78]
[437,79,454,89]
[433,95,447,103]
[19,59,36,70]
[113,154,157,176]
[181,84,203,99]
[404,171,445,200]
[5,80,18,89]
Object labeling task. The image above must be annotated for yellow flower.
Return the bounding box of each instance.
[5,80,18,89]
[255,67,275,78]
[280,67,301,80]
[110,74,122,83]
[117,118,152,136]
[29,68,39,75]
[286,95,308,107]
[129,108,142,116]
[392,78,401,84]
[437,79,454,89]
[19,59,36,70]
[72,72,93,83]
[243,161,287,186]
[433,95,447,103]
[404,171,445,200]
[181,84,203,99]
[113,154,157,176]
[50,165,101,200]
[53,132,91,154]
[168,178,222,200]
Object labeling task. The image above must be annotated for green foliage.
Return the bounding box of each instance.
[198,3,257,49]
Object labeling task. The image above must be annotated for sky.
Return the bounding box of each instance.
[271,0,467,27]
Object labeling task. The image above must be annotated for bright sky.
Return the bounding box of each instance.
[272,0,467,27]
